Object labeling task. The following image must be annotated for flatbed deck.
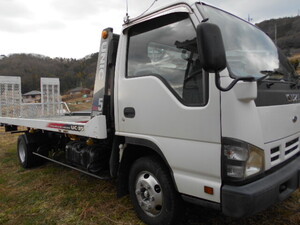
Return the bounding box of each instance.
[0,114,107,139]
[0,76,107,139]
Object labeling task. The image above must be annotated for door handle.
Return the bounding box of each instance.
[124,107,135,118]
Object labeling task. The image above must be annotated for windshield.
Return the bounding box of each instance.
[197,4,297,81]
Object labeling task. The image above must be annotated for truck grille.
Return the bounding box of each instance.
[270,146,280,162]
[285,138,299,155]
[269,137,299,167]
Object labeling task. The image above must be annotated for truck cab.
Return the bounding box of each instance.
[107,1,300,223]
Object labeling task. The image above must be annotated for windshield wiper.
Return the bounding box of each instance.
[257,70,298,88]
[257,71,278,88]
[260,70,285,78]
[256,74,269,82]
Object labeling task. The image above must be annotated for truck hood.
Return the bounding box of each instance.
[257,104,300,143]
[256,84,300,143]
[221,80,300,148]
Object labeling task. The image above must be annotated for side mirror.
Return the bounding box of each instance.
[196,23,226,73]
[196,23,254,91]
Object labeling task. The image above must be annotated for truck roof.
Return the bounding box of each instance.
[123,1,200,29]
[123,1,219,29]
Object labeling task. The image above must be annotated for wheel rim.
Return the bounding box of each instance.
[135,171,163,217]
[18,141,26,163]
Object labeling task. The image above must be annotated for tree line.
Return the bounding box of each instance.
[257,16,300,55]
[0,53,98,94]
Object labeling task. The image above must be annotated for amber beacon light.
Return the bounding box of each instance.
[102,30,109,39]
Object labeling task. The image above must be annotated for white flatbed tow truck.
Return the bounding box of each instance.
[0,2,299,225]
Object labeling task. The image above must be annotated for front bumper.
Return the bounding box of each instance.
[222,155,300,217]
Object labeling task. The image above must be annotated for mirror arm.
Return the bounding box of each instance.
[215,72,255,92]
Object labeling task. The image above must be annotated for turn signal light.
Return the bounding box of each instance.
[204,186,214,195]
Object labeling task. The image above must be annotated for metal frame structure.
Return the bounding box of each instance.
[0,76,107,139]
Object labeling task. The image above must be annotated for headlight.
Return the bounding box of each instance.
[223,138,264,181]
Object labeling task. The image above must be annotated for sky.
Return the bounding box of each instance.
[0,0,299,59]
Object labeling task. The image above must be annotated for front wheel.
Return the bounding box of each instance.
[129,156,182,225]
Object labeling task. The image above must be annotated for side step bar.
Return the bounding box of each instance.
[33,152,111,180]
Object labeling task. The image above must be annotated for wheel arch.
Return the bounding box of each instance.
[23,130,50,145]
[117,137,178,197]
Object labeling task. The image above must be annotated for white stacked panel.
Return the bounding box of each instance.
[0,76,22,118]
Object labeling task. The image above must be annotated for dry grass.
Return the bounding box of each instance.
[290,53,300,74]
[0,127,299,225]
[290,53,300,60]
[0,128,142,225]
[62,94,92,112]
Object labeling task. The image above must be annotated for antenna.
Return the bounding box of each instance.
[139,0,158,17]
[247,14,253,22]
[124,0,130,24]
[274,23,277,44]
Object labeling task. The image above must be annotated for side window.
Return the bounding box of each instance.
[127,13,207,106]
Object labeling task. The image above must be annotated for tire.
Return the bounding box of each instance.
[129,156,182,225]
[17,134,44,168]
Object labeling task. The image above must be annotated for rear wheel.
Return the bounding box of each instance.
[129,156,182,225]
[17,134,44,168]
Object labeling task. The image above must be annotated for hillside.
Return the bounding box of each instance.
[256,16,300,55]
[0,53,98,94]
